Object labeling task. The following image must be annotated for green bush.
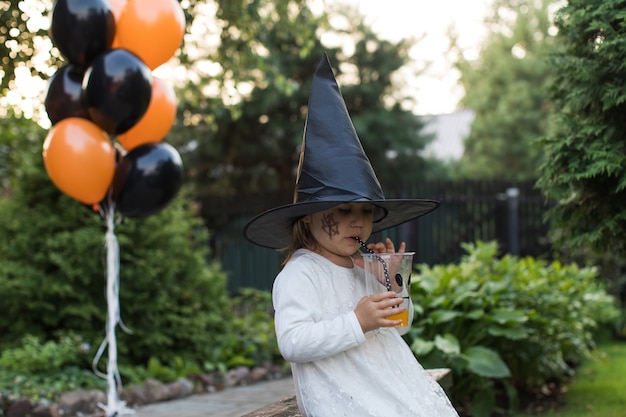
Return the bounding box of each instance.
[212,288,281,369]
[117,288,281,385]
[407,241,620,417]
[119,356,204,385]
[0,334,105,400]
[0,334,88,374]
[0,287,281,399]
[0,162,232,367]
[0,160,283,400]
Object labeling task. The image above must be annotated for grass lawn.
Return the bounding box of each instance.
[514,341,626,417]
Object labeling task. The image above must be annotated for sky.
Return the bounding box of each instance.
[330,0,493,115]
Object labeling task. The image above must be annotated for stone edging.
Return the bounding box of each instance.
[0,364,287,417]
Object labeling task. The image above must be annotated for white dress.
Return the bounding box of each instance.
[273,249,459,417]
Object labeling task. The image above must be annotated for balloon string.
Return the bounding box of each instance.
[97,197,134,336]
[93,203,135,417]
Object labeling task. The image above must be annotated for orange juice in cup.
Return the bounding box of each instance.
[386,303,409,327]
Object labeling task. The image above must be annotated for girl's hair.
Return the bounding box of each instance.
[280,217,318,267]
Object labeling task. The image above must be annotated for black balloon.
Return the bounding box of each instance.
[83,49,153,135]
[45,64,90,125]
[112,142,183,218]
[50,0,115,68]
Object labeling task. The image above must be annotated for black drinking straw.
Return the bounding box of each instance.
[354,237,393,292]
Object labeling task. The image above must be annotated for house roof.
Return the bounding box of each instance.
[420,108,475,160]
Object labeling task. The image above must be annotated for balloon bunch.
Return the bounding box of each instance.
[43,0,185,218]
[41,1,186,416]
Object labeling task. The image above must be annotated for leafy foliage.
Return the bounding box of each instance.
[212,288,281,369]
[407,241,619,417]
[0,334,106,401]
[0,142,280,398]
[119,356,203,386]
[0,334,89,374]
[170,0,435,203]
[537,0,626,254]
[0,108,43,195]
[0,140,233,367]
[0,289,279,400]
[451,0,555,180]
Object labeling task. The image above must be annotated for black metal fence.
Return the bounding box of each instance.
[202,180,553,293]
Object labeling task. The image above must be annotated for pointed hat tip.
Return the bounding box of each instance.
[298,52,384,203]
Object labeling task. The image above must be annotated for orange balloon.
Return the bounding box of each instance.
[117,77,177,150]
[43,118,116,205]
[116,0,185,70]
[109,0,127,48]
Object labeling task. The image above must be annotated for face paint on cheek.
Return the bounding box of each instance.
[321,213,339,239]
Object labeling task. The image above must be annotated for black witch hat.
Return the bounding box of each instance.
[243,53,440,249]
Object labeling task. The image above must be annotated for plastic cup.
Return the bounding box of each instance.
[362,252,415,328]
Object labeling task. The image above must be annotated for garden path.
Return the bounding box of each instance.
[132,376,295,417]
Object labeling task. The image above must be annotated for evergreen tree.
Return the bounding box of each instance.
[537,0,626,254]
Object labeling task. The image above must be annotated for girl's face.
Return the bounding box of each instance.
[304,202,375,267]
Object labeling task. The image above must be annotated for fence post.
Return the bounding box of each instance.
[506,187,520,256]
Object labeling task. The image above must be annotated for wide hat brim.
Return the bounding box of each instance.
[243,198,440,249]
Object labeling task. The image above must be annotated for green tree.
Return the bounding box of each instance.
[537,0,626,254]
[451,0,556,180]
[170,1,434,202]
[4,0,439,209]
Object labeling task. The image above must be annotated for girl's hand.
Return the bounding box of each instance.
[352,237,406,269]
[354,291,405,332]
[366,237,406,255]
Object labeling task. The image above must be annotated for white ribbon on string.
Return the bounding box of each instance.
[93,203,135,417]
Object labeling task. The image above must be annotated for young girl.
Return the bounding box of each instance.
[244,54,459,416]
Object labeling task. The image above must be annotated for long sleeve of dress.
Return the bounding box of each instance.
[273,253,366,363]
